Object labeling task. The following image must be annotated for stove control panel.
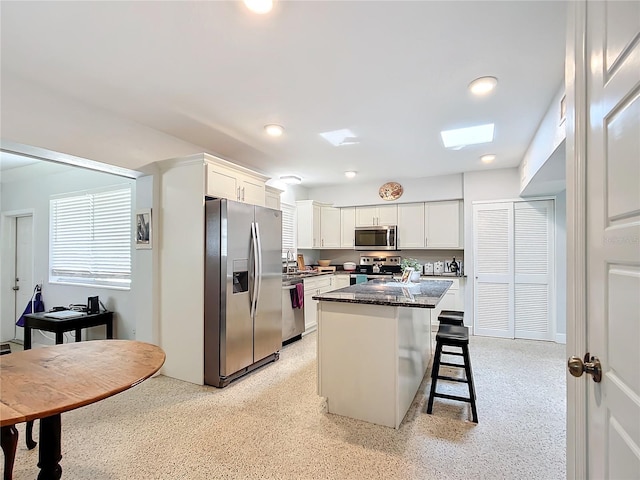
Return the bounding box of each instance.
[359,255,401,266]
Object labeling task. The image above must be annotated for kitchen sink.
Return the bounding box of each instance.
[282,271,332,283]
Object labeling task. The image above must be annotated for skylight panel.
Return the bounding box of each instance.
[319,129,359,146]
[440,123,494,149]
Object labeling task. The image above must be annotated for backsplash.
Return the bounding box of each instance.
[299,249,464,272]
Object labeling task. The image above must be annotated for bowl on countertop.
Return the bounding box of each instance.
[343,262,357,271]
[318,260,331,267]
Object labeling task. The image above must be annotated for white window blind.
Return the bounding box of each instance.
[50,186,132,289]
[281,202,296,256]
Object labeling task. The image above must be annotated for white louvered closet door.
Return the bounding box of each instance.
[514,201,554,340]
[473,200,555,340]
[473,203,514,338]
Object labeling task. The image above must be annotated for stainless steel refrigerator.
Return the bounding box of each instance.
[204,198,283,387]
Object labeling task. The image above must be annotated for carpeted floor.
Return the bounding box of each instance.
[8,333,566,479]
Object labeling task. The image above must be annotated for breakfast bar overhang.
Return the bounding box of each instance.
[313,279,452,429]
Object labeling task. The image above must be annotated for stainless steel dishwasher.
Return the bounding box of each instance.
[282,279,305,344]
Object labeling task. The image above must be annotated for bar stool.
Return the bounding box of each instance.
[427,324,478,423]
[0,343,10,355]
[438,309,464,326]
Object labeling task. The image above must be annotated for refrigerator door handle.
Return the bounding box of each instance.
[255,221,263,313]
[250,222,259,319]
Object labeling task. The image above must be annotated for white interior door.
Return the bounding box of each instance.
[582,1,640,477]
[13,215,34,341]
[514,200,555,341]
[473,202,514,338]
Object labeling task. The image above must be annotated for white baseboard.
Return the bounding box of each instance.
[555,333,566,344]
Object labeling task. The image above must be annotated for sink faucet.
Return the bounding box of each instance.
[286,250,296,273]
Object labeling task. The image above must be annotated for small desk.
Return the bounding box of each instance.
[0,340,165,480]
[22,311,114,350]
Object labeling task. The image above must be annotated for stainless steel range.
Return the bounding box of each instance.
[349,255,402,284]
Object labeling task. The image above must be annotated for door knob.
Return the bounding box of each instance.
[568,352,602,383]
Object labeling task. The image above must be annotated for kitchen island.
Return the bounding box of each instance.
[313,279,452,429]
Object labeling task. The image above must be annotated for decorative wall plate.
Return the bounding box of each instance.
[378,182,403,201]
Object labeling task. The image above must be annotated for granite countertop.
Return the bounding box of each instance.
[312,278,453,309]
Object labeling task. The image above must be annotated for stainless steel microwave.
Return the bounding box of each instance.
[354,226,398,250]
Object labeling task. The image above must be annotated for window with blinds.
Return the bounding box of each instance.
[49,186,132,289]
[281,202,296,257]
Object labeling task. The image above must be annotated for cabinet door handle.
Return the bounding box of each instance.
[237,187,241,201]
[242,187,245,201]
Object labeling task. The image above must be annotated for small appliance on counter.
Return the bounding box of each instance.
[433,261,444,275]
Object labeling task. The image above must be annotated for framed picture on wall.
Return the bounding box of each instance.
[135,208,152,249]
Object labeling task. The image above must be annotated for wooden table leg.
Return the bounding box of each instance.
[37,415,62,480]
[26,420,37,449]
[1,425,18,480]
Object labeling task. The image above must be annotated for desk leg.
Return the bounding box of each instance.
[106,319,113,339]
[75,329,82,342]
[55,332,64,344]
[37,415,62,480]
[24,327,32,350]
[1,425,17,480]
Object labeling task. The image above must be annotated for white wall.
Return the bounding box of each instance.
[0,163,136,344]
[462,168,523,330]
[462,167,566,341]
[520,83,566,192]
[306,174,463,207]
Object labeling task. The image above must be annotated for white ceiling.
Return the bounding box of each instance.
[0,1,567,188]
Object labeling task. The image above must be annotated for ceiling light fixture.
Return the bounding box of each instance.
[264,124,284,137]
[344,171,357,179]
[480,154,496,164]
[243,0,273,14]
[280,175,302,185]
[440,123,495,149]
[469,76,498,96]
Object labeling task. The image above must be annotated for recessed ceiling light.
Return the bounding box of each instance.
[319,129,359,146]
[264,124,284,137]
[344,171,357,178]
[280,175,302,185]
[480,154,496,164]
[469,76,498,96]
[244,0,273,14]
[440,123,494,149]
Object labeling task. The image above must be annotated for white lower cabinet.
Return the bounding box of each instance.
[331,274,351,290]
[432,278,464,329]
[302,274,350,333]
[303,275,333,334]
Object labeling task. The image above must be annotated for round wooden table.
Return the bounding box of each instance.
[0,340,165,480]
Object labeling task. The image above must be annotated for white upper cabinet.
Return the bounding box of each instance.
[205,156,267,207]
[320,206,341,248]
[340,207,356,247]
[355,205,398,226]
[397,203,426,249]
[425,200,463,248]
[265,185,283,210]
[297,201,321,248]
[297,201,341,249]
